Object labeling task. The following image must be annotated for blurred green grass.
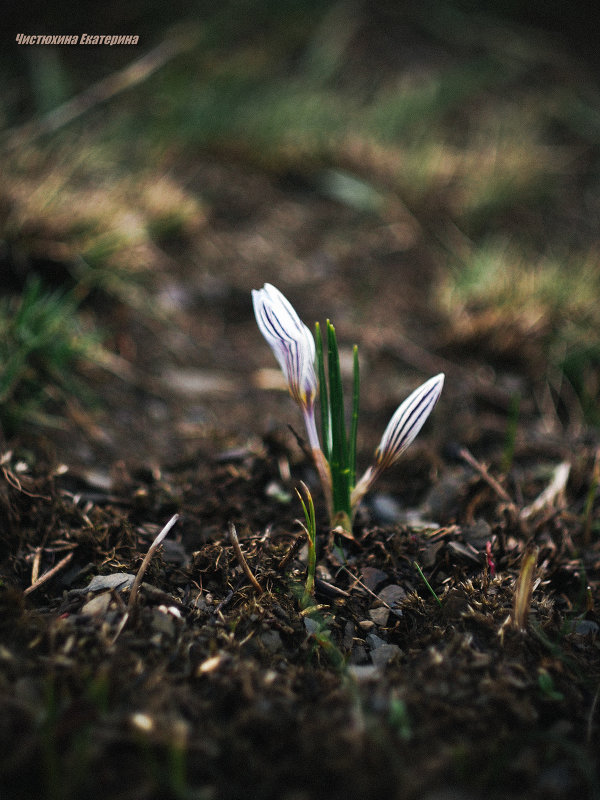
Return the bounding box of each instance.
[0,278,99,434]
[1,0,600,434]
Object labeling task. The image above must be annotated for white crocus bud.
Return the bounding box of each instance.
[252,283,320,451]
[374,373,445,470]
[351,373,444,508]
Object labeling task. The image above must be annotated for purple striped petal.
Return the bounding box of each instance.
[375,374,444,470]
[252,283,317,408]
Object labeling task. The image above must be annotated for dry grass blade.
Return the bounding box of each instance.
[126,513,179,613]
[228,522,263,594]
[30,547,42,586]
[277,534,303,571]
[24,552,73,595]
[520,462,570,520]
[340,565,397,612]
[511,541,539,631]
[459,447,515,506]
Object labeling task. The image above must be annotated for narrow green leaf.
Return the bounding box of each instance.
[349,344,359,489]
[327,321,350,516]
[314,322,330,461]
[297,492,309,524]
[297,483,317,604]
[308,485,316,538]
[414,561,442,607]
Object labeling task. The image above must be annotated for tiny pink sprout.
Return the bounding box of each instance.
[486,540,495,577]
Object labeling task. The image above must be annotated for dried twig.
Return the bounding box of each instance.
[277,534,304,571]
[340,565,397,612]
[127,513,179,613]
[459,446,515,507]
[110,513,179,645]
[229,522,263,594]
[1,465,50,500]
[24,552,73,595]
[31,547,43,586]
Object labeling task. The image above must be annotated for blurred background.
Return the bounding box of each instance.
[1,0,600,475]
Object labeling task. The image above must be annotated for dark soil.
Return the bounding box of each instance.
[1,155,599,800]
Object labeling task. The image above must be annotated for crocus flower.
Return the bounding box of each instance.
[351,373,444,506]
[252,283,320,452]
[253,283,444,528]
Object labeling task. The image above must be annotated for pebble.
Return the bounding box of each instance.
[369,607,390,626]
[360,566,388,591]
[84,573,135,593]
[570,619,599,636]
[366,632,387,650]
[149,607,176,638]
[377,584,406,618]
[259,629,283,653]
[370,494,403,524]
[370,644,402,668]
[365,632,402,667]
[346,664,380,681]
[81,592,112,617]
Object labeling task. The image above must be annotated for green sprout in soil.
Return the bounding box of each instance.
[296,481,317,608]
[294,482,346,667]
[414,560,442,607]
[252,283,444,531]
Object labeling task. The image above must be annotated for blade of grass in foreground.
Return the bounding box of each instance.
[315,322,330,461]
[349,344,359,490]
[327,321,351,520]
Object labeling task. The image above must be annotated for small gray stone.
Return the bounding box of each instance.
[81,592,112,617]
[366,632,387,650]
[370,644,402,668]
[571,620,599,636]
[150,608,176,638]
[346,664,380,681]
[369,607,390,626]
[360,566,388,591]
[377,584,406,617]
[371,494,403,524]
[85,573,135,593]
[260,629,283,653]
